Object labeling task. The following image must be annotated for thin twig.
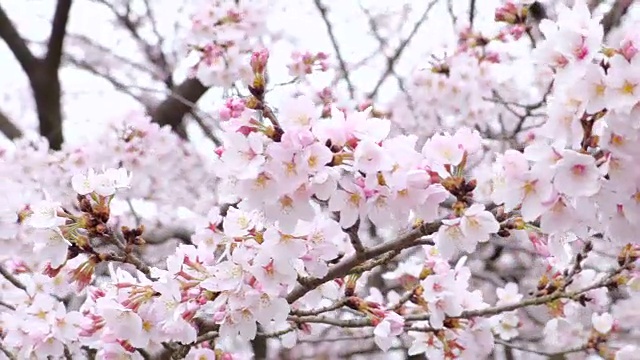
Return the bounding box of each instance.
[469,0,476,29]
[313,0,356,98]
[346,220,366,257]
[0,265,26,291]
[286,221,442,304]
[0,343,17,360]
[126,198,142,227]
[368,0,439,99]
[292,298,350,316]
[495,339,588,357]
[0,300,16,311]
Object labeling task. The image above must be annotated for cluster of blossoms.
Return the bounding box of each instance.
[0,114,216,240]
[478,0,640,264]
[393,51,500,134]
[2,0,640,359]
[183,0,269,87]
[389,16,543,138]
[214,90,489,233]
[286,51,330,78]
[1,169,133,358]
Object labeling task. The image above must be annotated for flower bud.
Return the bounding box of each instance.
[495,3,527,25]
[250,48,269,74]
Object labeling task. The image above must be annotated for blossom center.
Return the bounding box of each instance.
[255,174,269,188]
[523,181,536,196]
[348,193,361,207]
[611,134,625,146]
[279,196,294,210]
[571,164,586,175]
[307,155,317,168]
[621,80,636,95]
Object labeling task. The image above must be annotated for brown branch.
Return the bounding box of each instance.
[46,0,73,71]
[64,51,217,145]
[588,0,605,11]
[190,111,221,146]
[406,264,625,322]
[64,54,152,106]
[291,298,350,316]
[0,5,38,74]
[0,2,72,150]
[289,260,627,334]
[0,264,26,291]
[495,339,588,357]
[469,0,477,29]
[312,0,356,98]
[601,0,633,35]
[65,33,161,78]
[93,0,172,84]
[524,2,548,47]
[0,109,22,140]
[286,221,442,304]
[149,78,207,139]
[64,30,201,140]
[346,220,366,257]
[0,343,17,360]
[31,71,64,150]
[0,299,16,311]
[251,331,268,360]
[143,227,193,245]
[359,4,416,113]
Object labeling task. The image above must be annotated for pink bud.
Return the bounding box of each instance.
[43,263,63,278]
[214,146,225,157]
[297,130,315,146]
[495,3,519,24]
[509,25,526,40]
[219,107,232,121]
[620,40,638,61]
[89,288,106,301]
[231,98,246,111]
[213,311,226,322]
[237,126,255,136]
[357,100,373,111]
[251,48,270,74]
[484,52,501,63]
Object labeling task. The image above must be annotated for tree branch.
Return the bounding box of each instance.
[0,343,17,360]
[368,0,439,99]
[588,0,604,11]
[313,0,356,99]
[0,4,38,74]
[0,109,22,140]
[149,78,207,139]
[495,339,588,357]
[601,0,633,35]
[93,0,172,83]
[64,54,153,107]
[286,221,441,304]
[0,264,26,291]
[469,0,477,29]
[0,2,71,149]
[46,0,73,70]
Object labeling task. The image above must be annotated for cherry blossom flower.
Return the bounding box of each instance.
[26,200,64,229]
[553,150,601,197]
[373,311,404,351]
[592,312,613,334]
